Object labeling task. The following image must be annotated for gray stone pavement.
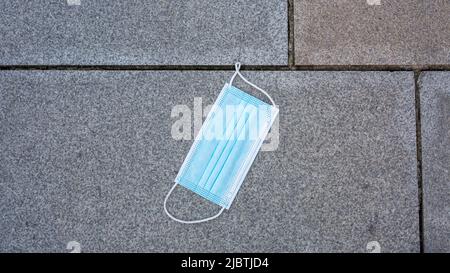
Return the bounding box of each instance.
[420,72,450,253]
[0,1,449,253]
[0,71,419,252]
[0,1,287,65]
[294,0,450,65]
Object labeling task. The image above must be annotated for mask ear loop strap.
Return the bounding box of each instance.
[229,62,277,107]
[164,183,225,224]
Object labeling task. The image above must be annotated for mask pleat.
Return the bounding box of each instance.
[181,87,241,187]
[209,106,258,197]
[196,100,247,189]
[203,104,255,192]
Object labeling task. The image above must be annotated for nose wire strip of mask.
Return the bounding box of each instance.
[163,62,276,224]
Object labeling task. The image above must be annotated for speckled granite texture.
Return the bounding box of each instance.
[0,71,419,252]
[419,72,450,253]
[0,0,287,65]
[294,0,450,65]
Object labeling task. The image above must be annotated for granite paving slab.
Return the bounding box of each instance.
[0,70,418,252]
[294,0,450,65]
[0,0,287,65]
[419,72,450,253]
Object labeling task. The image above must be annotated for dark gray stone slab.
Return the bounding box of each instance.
[0,71,418,252]
[294,0,450,65]
[0,1,287,65]
[420,72,450,253]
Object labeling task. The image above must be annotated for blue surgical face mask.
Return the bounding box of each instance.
[164,63,279,224]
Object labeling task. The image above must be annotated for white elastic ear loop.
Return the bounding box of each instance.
[163,183,225,224]
[229,62,277,107]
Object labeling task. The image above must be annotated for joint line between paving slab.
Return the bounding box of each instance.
[287,0,295,68]
[414,70,425,253]
[1,65,450,71]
